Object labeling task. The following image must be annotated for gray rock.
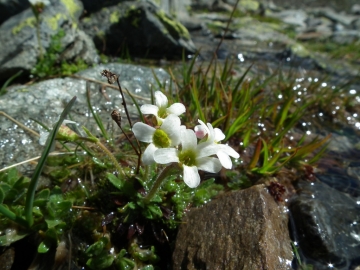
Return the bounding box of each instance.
[0,0,99,81]
[311,7,357,27]
[0,63,171,170]
[268,9,308,28]
[331,30,360,44]
[80,0,196,59]
[290,179,360,269]
[172,184,293,270]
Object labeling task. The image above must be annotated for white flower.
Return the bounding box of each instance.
[39,119,77,145]
[195,120,239,169]
[140,91,185,125]
[132,114,182,165]
[154,129,222,188]
[29,0,50,6]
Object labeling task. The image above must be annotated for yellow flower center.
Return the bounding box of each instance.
[178,149,197,166]
[152,129,171,148]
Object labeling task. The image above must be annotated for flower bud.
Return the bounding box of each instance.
[56,125,80,142]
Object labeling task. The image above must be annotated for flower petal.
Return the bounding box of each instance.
[161,114,181,146]
[140,104,159,115]
[154,148,179,164]
[183,165,201,188]
[214,128,225,142]
[197,157,222,173]
[206,122,215,141]
[217,150,233,169]
[142,143,157,165]
[181,129,197,151]
[197,144,220,158]
[167,103,185,116]
[132,122,155,142]
[155,91,168,108]
[218,144,240,158]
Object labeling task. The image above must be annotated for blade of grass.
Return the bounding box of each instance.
[24,96,77,227]
[0,70,23,96]
[127,89,145,123]
[248,138,262,170]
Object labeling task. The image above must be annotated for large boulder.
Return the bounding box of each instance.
[290,178,360,269]
[80,0,196,59]
[172,184,293,269]
[0,63,170,171]
[0,0,98,81]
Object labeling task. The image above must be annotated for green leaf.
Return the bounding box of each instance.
[140,266,154,270]
[0,183,11,197]
[86,253,114,270]
[45,219,65,229]
[38,228,57,253]
[115,250,135,270]
[3,168,19,186]
[142,205,162,219]
[34,188,50,207]
[107,173,124,190]
[0,188,4,204]
[86,237,108,257]
[0,231,29,246]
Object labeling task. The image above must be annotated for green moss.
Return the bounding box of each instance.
[125,6,141,28]
[11,17,36,35]
[110,10,120,23]
[155,10,190,40]
[45,14,67,31]
[60,0,81,19]
[239,0,259,11]
[289,43,310,58]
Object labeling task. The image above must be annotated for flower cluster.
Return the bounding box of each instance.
[132,91,239,188]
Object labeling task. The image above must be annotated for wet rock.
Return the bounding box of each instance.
[0,0,99,81]
[172,184,293,270]
[0,247,14,270]
[289,179,360,269]
[80,0,196,59]
[0,63,170,170]
[316,166,360,197]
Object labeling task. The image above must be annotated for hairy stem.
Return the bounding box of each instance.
[95,140,125,178]
[144,163,180,204]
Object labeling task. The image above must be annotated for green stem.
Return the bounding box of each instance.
[35,17,43,60]
[144,163,180,204]
[95,140,125,178]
